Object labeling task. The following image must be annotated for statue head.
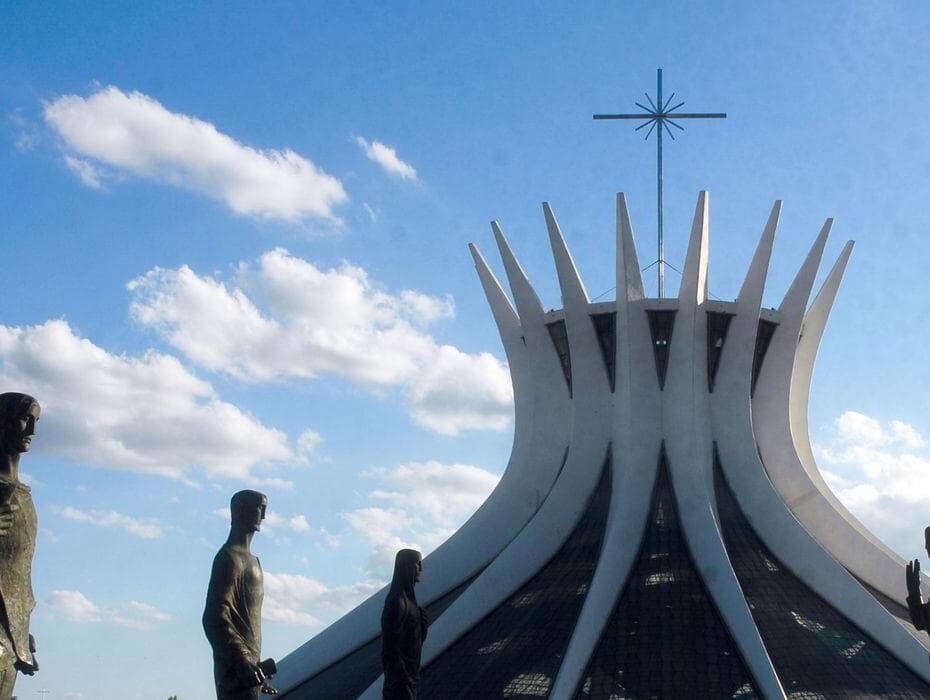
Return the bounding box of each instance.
[0,392,40,457]
[230,489,267,532]
[389,548,422,597]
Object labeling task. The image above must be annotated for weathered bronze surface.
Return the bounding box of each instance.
[0,392,41,700]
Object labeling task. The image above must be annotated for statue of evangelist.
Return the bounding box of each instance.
[203,489,277,699]
[0,393,41,700]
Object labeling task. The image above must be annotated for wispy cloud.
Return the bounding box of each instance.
[55,506,163,539]
[355,136,418,181]
[8,110,41,152]
[63,155,105,189]
[45,86,348,222]
[111,600,171,631]
[128,249,512,435]
[0,319,295,482]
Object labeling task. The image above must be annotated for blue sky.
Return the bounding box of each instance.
[3,2,930,697]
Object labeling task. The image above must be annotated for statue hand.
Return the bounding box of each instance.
[261,682,278,695]
[14,656,38,675]
[234,658,263,688]
[0,502,19,537]
[907,560,923,597]
[13,636,39,674]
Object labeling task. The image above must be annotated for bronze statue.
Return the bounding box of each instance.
[203,490,277,699]
[0,392,40,700]
[381,548,428,700]
[906,526,930,650]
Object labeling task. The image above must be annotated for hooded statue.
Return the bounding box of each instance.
[381,548,428,700]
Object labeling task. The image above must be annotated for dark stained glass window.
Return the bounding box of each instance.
[418,456,612,699]
[714,452,930,698]
[706,311,734,392]
[577,449,757,699]
[646,310,677,390]
[750,320,778,396]
[591,312,617,392]
[546,320,572,398]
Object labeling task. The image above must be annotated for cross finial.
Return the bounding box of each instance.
[595,68,726,298]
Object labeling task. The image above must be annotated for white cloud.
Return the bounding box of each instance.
[46,591,169,631]
[47,590,102,623]
[0,319,294,482]
[365,460,500,526]
[835,411,884,444]
[55,506,163,539]
[408,345,513,434]
[355,137,417,180]
[45,86,347,222]
[128,249,513,435]
[344,460,500,577]
[814,411,930,558]
[263,572,383,628]
[399,290,454,324]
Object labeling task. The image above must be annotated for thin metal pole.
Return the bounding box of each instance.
[657,68,664,298]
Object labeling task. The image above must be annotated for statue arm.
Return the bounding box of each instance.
[907,595,929,631]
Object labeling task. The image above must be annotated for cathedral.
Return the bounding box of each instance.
[273,193,930,699]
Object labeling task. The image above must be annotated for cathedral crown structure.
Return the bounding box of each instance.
[275,193,930,699]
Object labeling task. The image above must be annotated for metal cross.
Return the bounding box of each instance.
[594,68,726,298]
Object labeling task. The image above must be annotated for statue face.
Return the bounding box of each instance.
[414,556,422,584]
[250,495,268,533]
[1,402,39,456]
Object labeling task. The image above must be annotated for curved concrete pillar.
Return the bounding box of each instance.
[728,226,930,682]
[550,193,661,699]
[663,193,786,699]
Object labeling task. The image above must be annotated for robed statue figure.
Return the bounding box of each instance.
[203,489,277,698]
[0,393,41,700]
[381,548,428,699]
